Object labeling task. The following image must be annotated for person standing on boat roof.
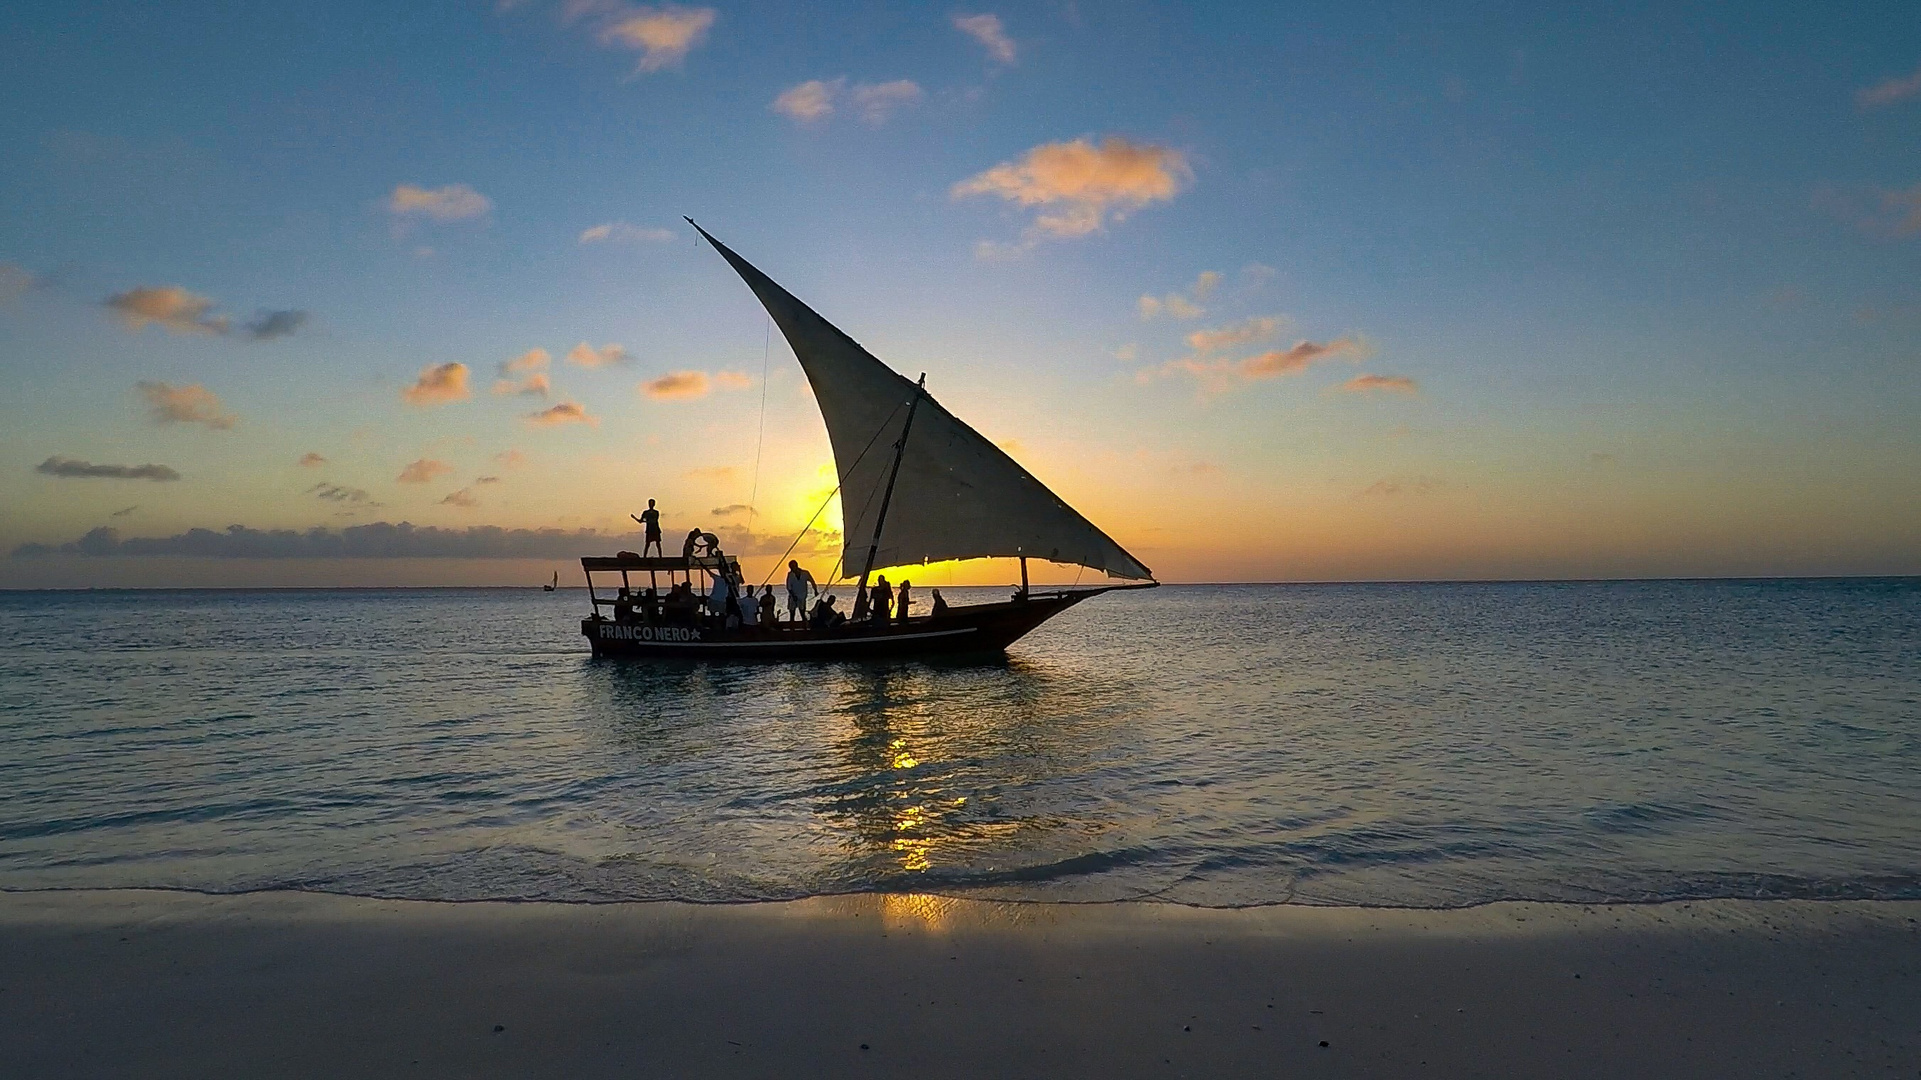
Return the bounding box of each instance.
[785,560,816,624]
[869,576,893,623]
[896,580,912,623]
[638,500,662,557]
[682,527,703,561]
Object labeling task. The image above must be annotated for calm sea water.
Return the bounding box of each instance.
[1,580,1917,908]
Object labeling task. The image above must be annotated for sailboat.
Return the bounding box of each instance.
[578,222,1157,659]
[543,571,558,592]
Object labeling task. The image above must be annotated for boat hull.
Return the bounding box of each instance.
[581,593,1093,661]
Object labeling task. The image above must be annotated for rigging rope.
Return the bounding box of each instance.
[756,399,907,592]
[745,315,770,537]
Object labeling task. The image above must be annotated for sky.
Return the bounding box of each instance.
[1,0,1917,588]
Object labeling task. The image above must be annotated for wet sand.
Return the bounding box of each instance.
[2,890,1915,1078]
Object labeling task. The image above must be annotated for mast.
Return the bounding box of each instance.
[854,373,927,614]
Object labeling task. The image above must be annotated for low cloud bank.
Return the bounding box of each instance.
[13,522,834,560]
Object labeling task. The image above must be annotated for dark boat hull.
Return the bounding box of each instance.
[581,592,1096,661]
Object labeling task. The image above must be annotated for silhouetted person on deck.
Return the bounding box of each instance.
[641,587,660,623]
[931,589,949,616]
[682,528,703,561]
[896,580,912,623]
[613,587,634,623]
[869,576,893,624]
[785,560,817,624]
[637,500,662,557]
[758,585,777,629]
[810,595,844,630]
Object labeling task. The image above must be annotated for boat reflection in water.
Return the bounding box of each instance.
[575,646,1143,900]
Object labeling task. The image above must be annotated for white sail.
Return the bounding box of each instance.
[693,224,1153,581]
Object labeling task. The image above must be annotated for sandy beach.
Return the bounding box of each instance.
[2,890,1914,1078]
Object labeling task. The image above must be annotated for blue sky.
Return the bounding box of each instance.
[1,0,1917,585]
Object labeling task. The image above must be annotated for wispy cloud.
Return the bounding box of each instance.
[493,371,551,397]
[566,341,630,367]
[1814,182,1921,239]
[475,475,503,485]
[1858,65,1921,109]
[851,80,923,125]
[34,457,180,482]
[440,487,479,508]
[1340,373,1418,395]
[593,4,716,73]
[307,481,378,505]
[1145,335,1367,395]
[579,221,675,244]
[495,448,528,469]
[105,286,230,335]
[494,347,552,396]
[1138,271,1220,320]
[111,505,139,517]
[244,309,308,340]
[1185,314,1282,354]
[387,183,491,222]
[774,79,841,122]
[397,459,455,484]
[297,452,327,468]
[710,503,752,518]
[137,382,237,430]
[526,401,596,426]
[954,136,1191,246]
[640,369,752,399]
[953,13,1016,64]
[684,465,736,482]
[401,362,471,406]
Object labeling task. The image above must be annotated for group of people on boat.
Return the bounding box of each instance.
[606,499,948,636]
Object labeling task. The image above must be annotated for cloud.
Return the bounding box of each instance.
[137,381,237,429]
[713,371,753,390]
[104,286,230,335]
[1340,373,1418,395]
[953,136,1191,243]
[1146,335,1366,394]
[440,487,479,508]
[10,522,661,560]
[34,457,180,482]
[495,448,528,469]
[503,347,550,373]
[475,475,503,485]
[566,341,630,367]
[579,221,676,244]
[1111,343,1138,363]
[642,370,710,399]
[493,371,551,397]
[1139,270,1222,320]
[1859,65,1921,109]
[597,4,716,73]
[298,452,327,467]
[953,13,1016,64]
[387,184,491,222]
[397,459,455,484]
[307,482,377,505]
[1814,183,1921,239]
[0,263,38,304]
[1185,315,1283,354]
[401,362,471,406]
[244,309,308,340]
[709,503,752,518]
[1361,475,1443,497]
[111,505,139,518]
[774,78,842,122]
[684,465,736,482]
[1879,184,1921,237]
[851,80,923,125]
[526,401,596,426]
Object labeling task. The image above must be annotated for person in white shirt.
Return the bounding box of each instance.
[739,581,760,627]
[785,560,817,624]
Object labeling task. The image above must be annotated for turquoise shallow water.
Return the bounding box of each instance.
[1,579,1917,907]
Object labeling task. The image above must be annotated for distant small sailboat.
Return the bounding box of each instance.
[578,222,1155,659]
[543,571,558,592]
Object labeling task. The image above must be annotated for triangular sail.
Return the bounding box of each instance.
[691,223,1153,582]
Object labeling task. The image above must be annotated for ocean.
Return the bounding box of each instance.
[2,579,1917,907]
